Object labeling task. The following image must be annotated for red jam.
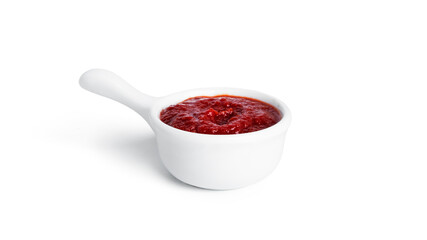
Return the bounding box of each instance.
[160,95,281,134]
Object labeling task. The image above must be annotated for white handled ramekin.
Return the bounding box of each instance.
[80,69,291,190]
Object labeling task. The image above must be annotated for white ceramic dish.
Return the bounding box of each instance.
[79,69,291,190]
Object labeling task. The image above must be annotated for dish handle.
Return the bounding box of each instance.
[79,69,156,123]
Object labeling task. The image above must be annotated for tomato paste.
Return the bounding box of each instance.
[160,95,281,134]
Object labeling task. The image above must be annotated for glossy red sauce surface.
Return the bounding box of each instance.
[160,95,281,134]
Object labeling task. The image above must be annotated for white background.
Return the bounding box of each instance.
[0,0,426,239]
